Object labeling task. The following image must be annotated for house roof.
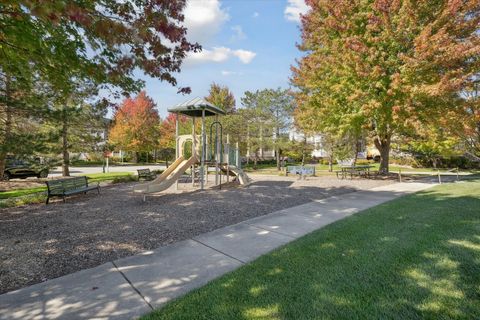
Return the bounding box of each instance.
[167,97,226,117]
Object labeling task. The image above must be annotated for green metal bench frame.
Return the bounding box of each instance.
[45,176,100,204]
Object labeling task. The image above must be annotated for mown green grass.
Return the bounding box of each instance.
[143,180,480,320]
[0,172,134,204]
[245,162,477,174]
[84,172,134,183]
[0,186,46,200]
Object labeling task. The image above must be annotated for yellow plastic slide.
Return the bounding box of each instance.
[221,165,251,186]
[133,156,196,194]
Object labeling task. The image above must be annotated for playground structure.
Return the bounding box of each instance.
[133,98,250,196]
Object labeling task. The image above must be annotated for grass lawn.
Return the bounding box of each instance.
[0,172,134,201]
[84,171,135,183]
[0,186,47,200]
[143,179,480,320]
[244,162,478,175]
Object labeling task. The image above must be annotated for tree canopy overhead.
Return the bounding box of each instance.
[1,0,200,95]
[292,0,480,173]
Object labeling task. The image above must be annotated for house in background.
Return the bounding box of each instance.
[288,129,330,158]
[289,128,369,160]
[76,118,111,161]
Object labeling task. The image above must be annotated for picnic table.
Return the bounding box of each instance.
[286,165,316,177]
[336,165,374,179]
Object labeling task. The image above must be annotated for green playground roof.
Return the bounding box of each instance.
[168,97,226,117]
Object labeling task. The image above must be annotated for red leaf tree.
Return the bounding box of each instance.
[109,91,161,161]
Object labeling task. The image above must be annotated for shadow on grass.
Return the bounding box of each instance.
[144,181,480,320]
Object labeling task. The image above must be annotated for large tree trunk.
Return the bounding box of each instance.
[276,147,281,171]
[61,110,70,176]
[246,125,250,164]
[353,140,359,166]
[275,126,281,171]
[301,136,307,166]
[374,135,391,174]
[0,100,12,180]
[327,145,334,172]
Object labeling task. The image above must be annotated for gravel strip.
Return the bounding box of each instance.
[0,175,394,294]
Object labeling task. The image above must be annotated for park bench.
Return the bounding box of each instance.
[45,176,100,204]
[336,165,373,179]
[137,169,157,181]
[286,165,316,177]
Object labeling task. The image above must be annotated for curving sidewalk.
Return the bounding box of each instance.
[0,182,435,320]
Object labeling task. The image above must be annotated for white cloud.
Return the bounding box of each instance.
[232,49,256,64]
[184,0,229,44]
[230,25,246,42]
[252,11,259,18]
[221,70,243,76]
[186,47,256,65]
[284,0,309,23]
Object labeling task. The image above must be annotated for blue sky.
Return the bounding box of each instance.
[138,0,308,117]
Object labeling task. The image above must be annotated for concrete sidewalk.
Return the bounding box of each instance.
[0,182,435,320]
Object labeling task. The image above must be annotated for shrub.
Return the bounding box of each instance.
[0,192,46,208]
[440,156,478,169]
[319,158,337,165]
[355,159,373,165]
[390,155,420,167]
[111,175,137,184]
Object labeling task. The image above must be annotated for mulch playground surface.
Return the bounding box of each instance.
[0,175,394,294]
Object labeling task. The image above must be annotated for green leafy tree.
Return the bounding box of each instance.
[292,0,480,173]
[240,88,295,169]
[241,90,274,168]
[45,101,107,176]
[0,75,52,178]
[1,1,200,95]
[406,125,460,168]
[0,0,200,178]
[205,83,236,113]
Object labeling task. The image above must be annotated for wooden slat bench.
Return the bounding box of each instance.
[45,176,100,204]
[336,165,374,179]
[137,169,157,181]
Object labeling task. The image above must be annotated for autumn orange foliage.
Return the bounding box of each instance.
[109,91,161,153]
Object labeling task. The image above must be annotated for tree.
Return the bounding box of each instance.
[0,74,48,178]
[158,113,189,165]
[0,0,200,178]
[205,83,236,113]
[46,102,107,176]
[264,88,295,170]
[448,79,480,158]
[241,90,274,168]
[109,91,161,162]
[1,1,200,95]
[204,83,239,155]
[292,0,480,173]
[404,123,460,168]
[238,89,295,169]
